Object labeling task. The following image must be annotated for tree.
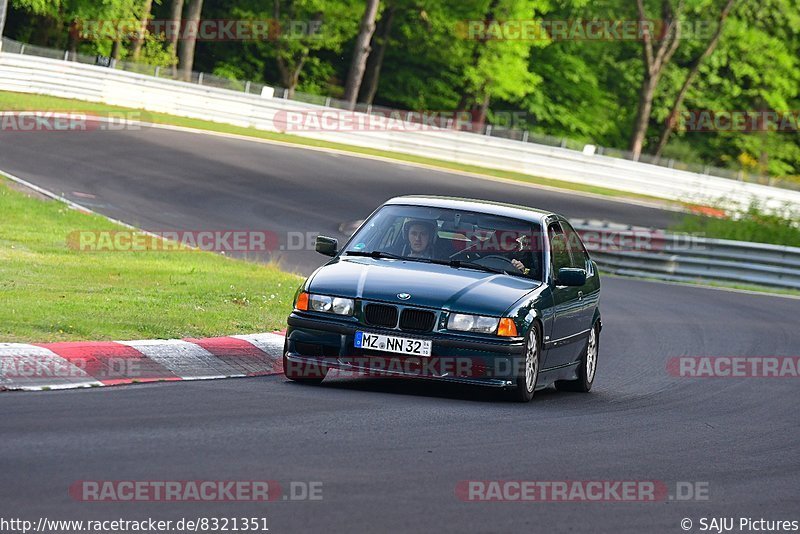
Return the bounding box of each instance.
[628,0,683,159]
[358,3,396,105]
[167,0,183,69]
[178,0,202,81]
[652,0,736,156]
[130,0,152,61]
[343,0,380,109]
[456,0,548,128]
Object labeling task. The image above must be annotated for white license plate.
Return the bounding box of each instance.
[354,331,432,357]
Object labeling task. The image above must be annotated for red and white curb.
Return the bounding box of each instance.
[0,333,286,391]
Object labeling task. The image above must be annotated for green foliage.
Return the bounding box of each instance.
[6,0,800,178]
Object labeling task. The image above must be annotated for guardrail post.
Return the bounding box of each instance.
[245,81,251,93]
[198,72,204,85]
[522,130,529,143]
[64,50,69,61]
[154,66,160,77]
[485,124,492,136]
[325,97,331,107]
[19,43,25,54]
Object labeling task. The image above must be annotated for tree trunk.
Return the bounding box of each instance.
[0,0,9,46]
[68,22,78,60]
[653,0,737,157]
[111,37,122,61]
[168,0,184,74]
[131,0,153,61]
[359,5,396,105]
[277,54,307,99]
[457,0,500,114]
[472,91,491,133]
[178,0,203,82]
[343,0,381,110]
[628,0,683,159]
[629,76,658,159]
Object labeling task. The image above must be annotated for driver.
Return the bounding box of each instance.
[510,233,534,276]
[402,219,436,258]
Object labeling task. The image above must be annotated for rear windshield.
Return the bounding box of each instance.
[343,204,544,280]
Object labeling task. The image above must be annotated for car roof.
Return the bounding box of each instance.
[383,195,555,223]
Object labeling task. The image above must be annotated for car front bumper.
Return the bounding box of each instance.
[285,312,526,388]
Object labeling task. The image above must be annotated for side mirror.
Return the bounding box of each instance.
[315,235,338,257]
[557,268,586,287]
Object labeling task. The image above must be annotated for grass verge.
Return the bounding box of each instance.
[0,90,669,204]
[0,177,302,343]
[670,202,800,247]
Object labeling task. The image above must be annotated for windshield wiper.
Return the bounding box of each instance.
[344,250,416,261]
[345,251,513,276]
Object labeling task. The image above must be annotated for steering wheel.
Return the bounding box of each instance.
[449,247,478,261]
[472,254,519,271]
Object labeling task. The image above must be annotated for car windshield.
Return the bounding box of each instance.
[343,204,544,280]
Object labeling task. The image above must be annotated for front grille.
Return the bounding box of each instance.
[399,308,436,332]
[364,303,398,328]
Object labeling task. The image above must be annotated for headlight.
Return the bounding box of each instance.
[447,313,500,334]
[299,292,354,316]
[331,297,354,315]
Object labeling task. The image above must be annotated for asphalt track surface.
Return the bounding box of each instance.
[0,126,678,274]
[1,126,799,533]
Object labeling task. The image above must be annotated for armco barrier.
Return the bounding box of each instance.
[2,51,800,212]
[573,222,800,290]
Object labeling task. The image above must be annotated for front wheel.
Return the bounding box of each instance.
[555,321,599,393]
[505,324,540,402]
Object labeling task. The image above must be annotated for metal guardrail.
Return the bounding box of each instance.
[1,36,798,193]
[573,222,800,291]
[1,42,800,213]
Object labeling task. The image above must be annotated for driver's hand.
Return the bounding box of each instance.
[511,259,525,272]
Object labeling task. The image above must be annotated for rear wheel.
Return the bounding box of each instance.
[505,324,540,402]
[283,352,328,385]
[555,321,599,393]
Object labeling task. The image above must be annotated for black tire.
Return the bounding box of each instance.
[555,321,599,393]
[283,352,327,385]
[505,324,541,402]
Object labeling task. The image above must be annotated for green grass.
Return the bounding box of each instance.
[671,202,800,247]
[0,178,302,343]
[0,91,669,204]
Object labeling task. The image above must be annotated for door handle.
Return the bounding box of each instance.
[578,291,584,301]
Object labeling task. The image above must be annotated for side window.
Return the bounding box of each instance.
[560,221,589,269]
[548,223,571,276]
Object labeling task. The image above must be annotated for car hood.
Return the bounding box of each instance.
[307,257,541,316]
